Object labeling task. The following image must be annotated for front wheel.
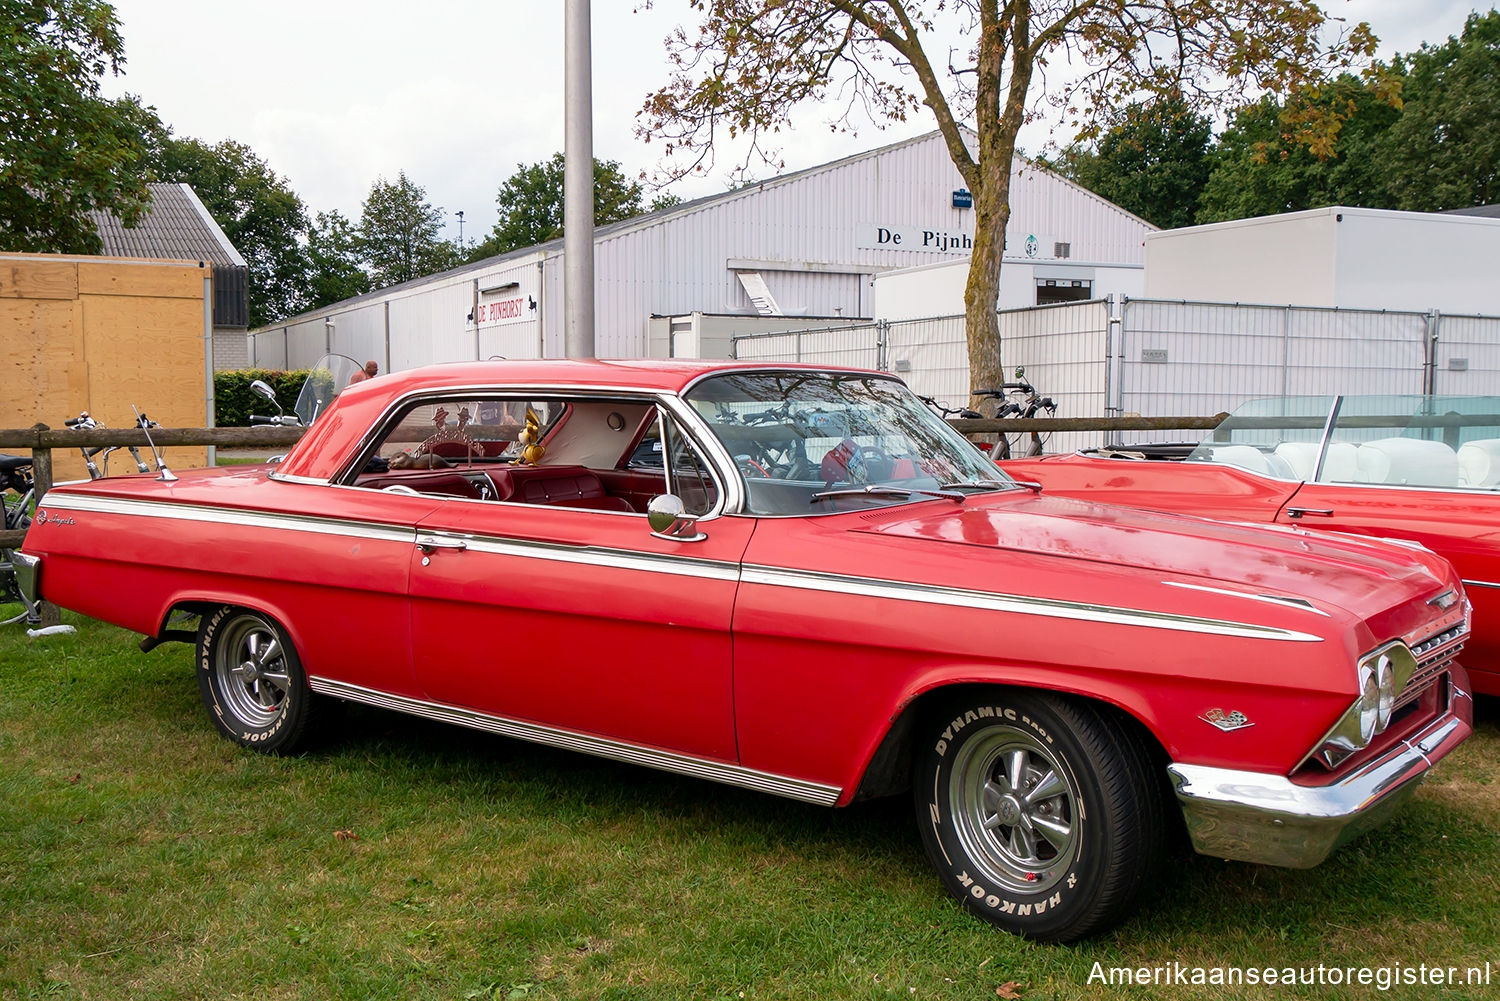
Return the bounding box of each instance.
[914,691,1164,942]
[197,606,318,754]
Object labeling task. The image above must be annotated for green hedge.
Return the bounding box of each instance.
[214,369,311,427]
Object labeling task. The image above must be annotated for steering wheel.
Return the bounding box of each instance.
[736,454,773,478]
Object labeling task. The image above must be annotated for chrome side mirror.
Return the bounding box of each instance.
[249,379,277,403]
[647,495,707,542]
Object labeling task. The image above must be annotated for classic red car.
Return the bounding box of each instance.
[1002,394,1500,697]
[13,364,1472,942]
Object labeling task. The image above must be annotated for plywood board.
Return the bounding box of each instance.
[78,260,206,299]
[0,299,85,427]
[0,258,78,300]
[79,293,208,475]
[1,255,211,481]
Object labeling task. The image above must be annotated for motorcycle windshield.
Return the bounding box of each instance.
[294,354,365,426]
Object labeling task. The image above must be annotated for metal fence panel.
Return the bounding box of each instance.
[1433,313,1500,395]
[884,315,966,401]
[1116,300,1429,445]
[992,300,1110,454]
[730,322,884,370]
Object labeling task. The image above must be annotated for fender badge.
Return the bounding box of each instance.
[1200,708,1254,732]
[1429,590,1459,610]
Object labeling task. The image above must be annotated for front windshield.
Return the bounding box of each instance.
[684,371,1013,514]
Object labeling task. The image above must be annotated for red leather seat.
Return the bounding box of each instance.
[486,465,634,512]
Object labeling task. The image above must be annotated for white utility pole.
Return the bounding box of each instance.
[563,0,596,357]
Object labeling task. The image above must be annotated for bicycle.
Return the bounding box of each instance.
[972,371,1056,459]
[2,451,40,624]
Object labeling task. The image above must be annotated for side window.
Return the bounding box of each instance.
[664,417,719,516]
[629,413,721,516]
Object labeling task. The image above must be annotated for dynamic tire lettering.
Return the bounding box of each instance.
[916,693,1165,942]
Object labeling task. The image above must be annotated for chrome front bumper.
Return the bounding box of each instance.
[11,550,40,607]
[1168,672,1473,869]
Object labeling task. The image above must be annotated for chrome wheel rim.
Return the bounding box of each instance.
[214,615,290,727]
[949,725,1080,893]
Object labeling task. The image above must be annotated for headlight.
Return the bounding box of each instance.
[1304,643,1417,770]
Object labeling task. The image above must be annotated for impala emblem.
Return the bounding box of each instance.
[1200,708,1254,732]
[1429,590,1459,610]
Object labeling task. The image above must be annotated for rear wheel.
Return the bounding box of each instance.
[914,691,1164,942]
[196,606,317,753]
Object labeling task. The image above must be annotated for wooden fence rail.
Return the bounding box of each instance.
[1,415,1226,551]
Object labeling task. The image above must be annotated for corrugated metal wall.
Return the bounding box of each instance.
[252,132,1153,369]
[251,257,545,372]
[590,135,1151,357]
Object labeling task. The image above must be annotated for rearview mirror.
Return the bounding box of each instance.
[250,380,277,403]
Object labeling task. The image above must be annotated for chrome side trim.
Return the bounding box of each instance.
[1461,578,1500,590]
[742,566,1325,642]
[1169,678,1472,868]
[266,472,330,485]
[1165,581,1329,616]
[39,493,416,545]
[308,677,842,806]
[424,531,740,581]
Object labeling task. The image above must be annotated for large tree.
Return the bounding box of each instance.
[1047,98,1213,230]
[639,1,1382,402]
[0,0,159,253]
[146,133,310,326]
[1195,78,1401,223]
[471,154,658,260]
[359,171,460,288]
[1380,10,1500,212]
[305,210,370,309]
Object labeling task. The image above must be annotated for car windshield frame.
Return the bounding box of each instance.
[682,370,1016,516]
[1187,394,1500,491]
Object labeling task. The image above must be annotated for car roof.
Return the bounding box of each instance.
[274,359,889,481]
[354,358,881,396]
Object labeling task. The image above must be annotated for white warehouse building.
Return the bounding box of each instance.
[249,131,1154,371]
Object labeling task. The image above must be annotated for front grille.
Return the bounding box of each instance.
[1395,623,1467,711]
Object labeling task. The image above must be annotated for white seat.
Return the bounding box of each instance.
[1354,438,1459,487]
[1458,438,1500,488]
[1272,441,1358,482]
[1205,444,1272,475]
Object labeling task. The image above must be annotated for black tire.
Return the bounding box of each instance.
[196,606,318,754]
[914,690,1164,943]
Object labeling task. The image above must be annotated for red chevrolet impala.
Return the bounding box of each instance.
[14,364,1471,942]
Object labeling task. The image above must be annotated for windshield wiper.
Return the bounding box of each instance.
[810,485,967,504]
[940,479,1016,493]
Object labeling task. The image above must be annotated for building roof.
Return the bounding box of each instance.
[272,129,1151,327]
[89,182,248,268]
[1445,204,1500,219]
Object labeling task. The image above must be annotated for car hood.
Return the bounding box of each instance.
[854,492,1448,613]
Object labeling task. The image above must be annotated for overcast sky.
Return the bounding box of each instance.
[101,1,1491,244]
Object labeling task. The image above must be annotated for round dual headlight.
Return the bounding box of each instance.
[1356,654,1398,745]
[1357,664,1380,744]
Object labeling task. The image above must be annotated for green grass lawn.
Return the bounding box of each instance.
[2,610,1498,1000]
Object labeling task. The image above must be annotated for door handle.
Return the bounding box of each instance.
[1286,507,1335,519]
[417,536,469,554]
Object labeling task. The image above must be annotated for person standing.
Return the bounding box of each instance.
[350,360,379,384]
